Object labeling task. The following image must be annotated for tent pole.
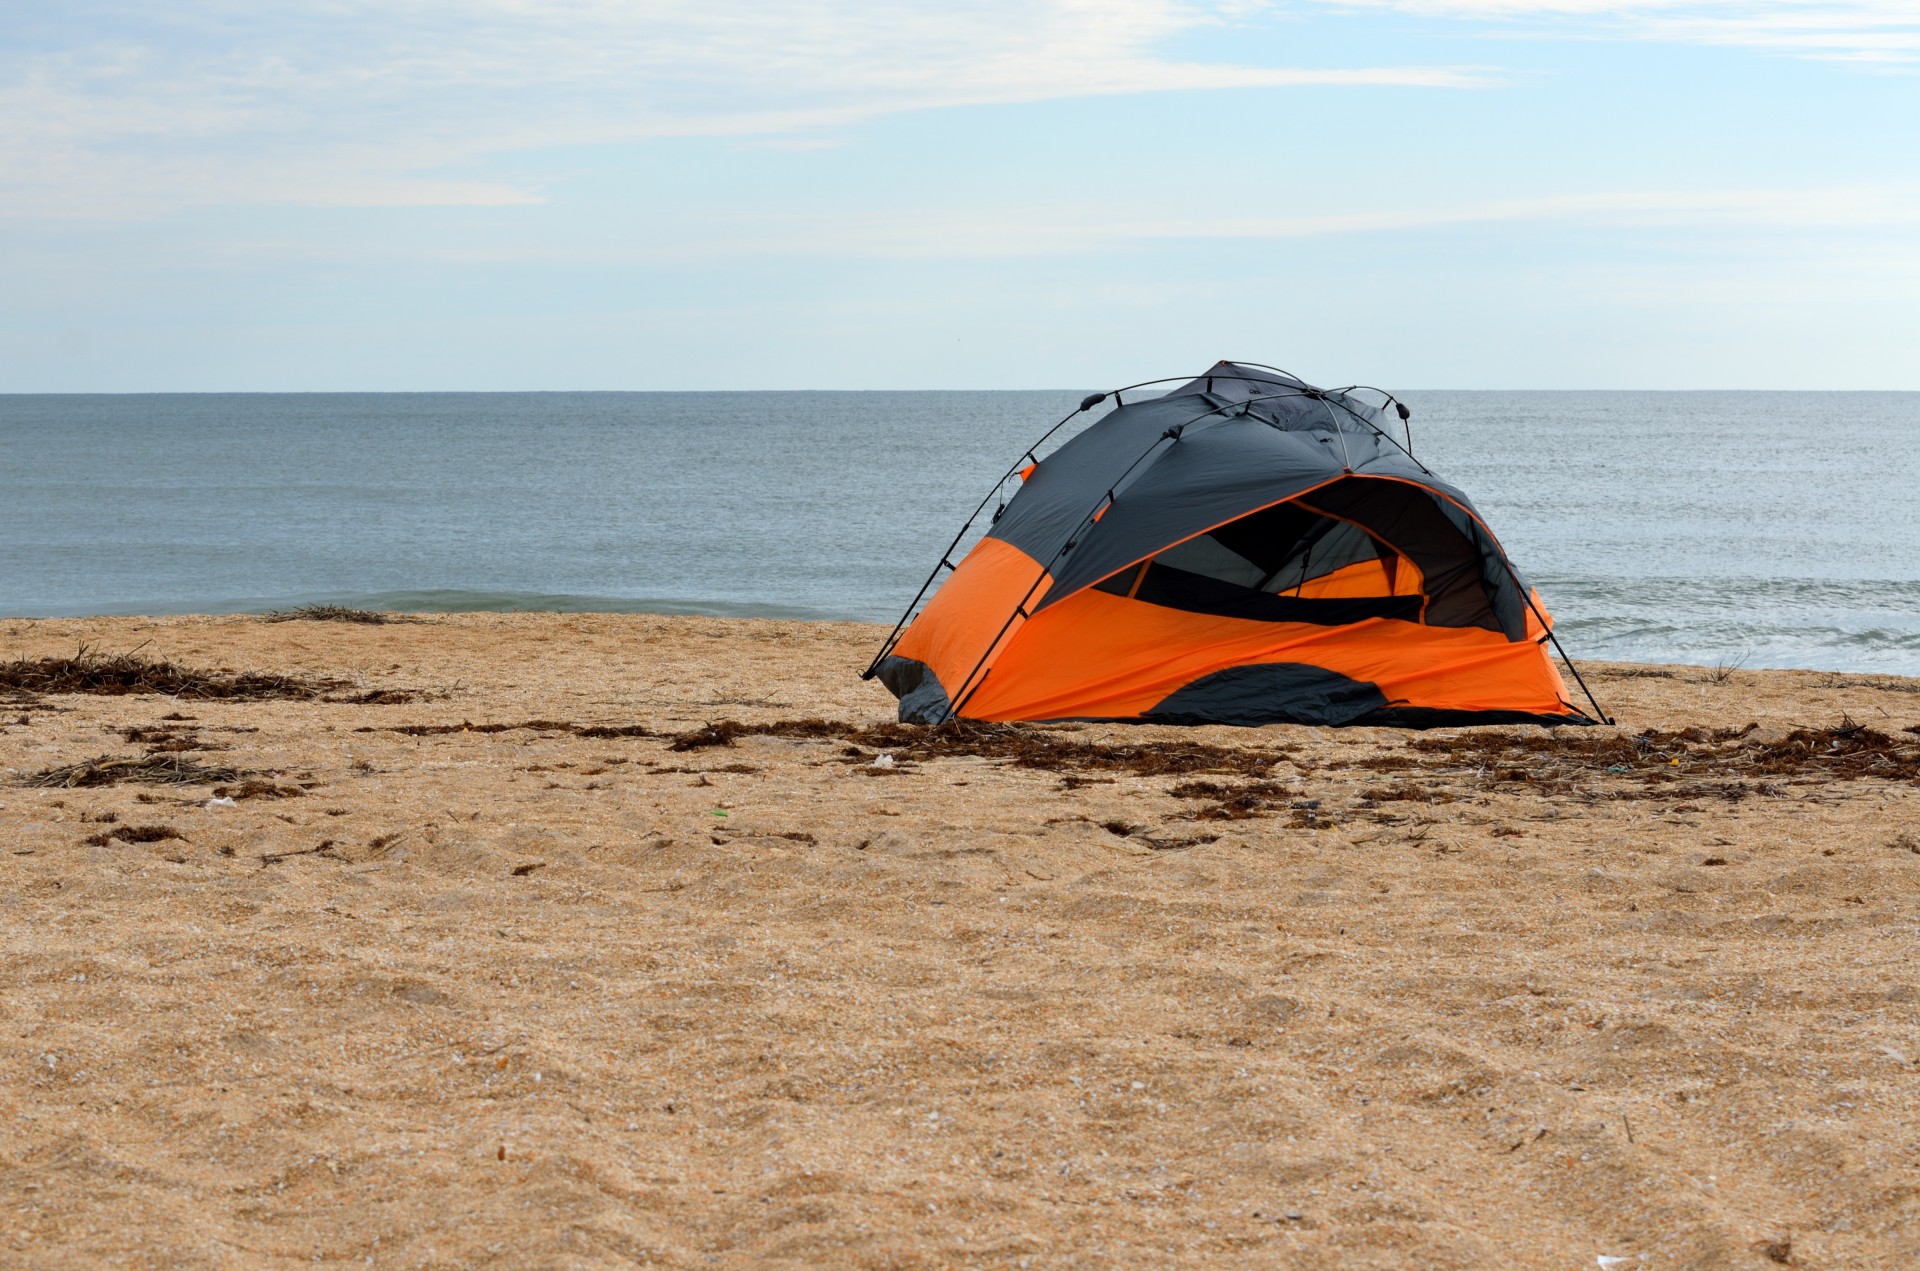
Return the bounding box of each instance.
[1310,391,1358,472]
[1319,391,1435,478]
[1512,583,1613,725]
[1544,623,1614,726]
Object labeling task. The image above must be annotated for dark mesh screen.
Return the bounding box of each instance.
[1093,478,1501,631]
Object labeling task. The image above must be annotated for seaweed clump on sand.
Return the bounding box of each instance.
[84,824,187,847]
[24,753,248,789]
[262,605,410,625]
[213,780,308,800]
[374,719,654,739]
[0,645,421,703]
[0,646,341,701]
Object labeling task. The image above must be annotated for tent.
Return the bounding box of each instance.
[864,361,1607,728]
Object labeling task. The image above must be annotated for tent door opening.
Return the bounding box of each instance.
[1091,477,1502,630]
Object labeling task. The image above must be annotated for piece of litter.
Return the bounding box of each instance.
[871,753,895,769]
[1596,1257,1632,1268]
[206,796,237,809]
[1883,1046,1909,1065]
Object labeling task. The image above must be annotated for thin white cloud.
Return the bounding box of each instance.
[0,1,1486,217]
[355,182,1920,261]
[1147,183,1920,238]
[19,181,1906,278]
[1318,2,1920,63]
[705,183,1920,257]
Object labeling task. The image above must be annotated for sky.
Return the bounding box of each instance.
[3,1,1918,391]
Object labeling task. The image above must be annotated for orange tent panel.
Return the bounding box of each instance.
[891,536,1051,700]
[963,585,1570,722]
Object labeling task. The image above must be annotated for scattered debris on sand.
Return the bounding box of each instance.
[370,714,1291,777]
[1331,715,1920,800]
[6,614,1919,1269]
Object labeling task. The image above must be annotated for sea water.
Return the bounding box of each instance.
[2,390,1915,675]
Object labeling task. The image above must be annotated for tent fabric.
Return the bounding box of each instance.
[872,361,1586,728]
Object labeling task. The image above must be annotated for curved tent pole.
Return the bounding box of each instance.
[1293,431,1614,727]
[1321,387,1427,471]
[1336,466,1613,726]
[1179,383,1431,480]
[1216,359,1359,473]
[1309,391,1358,472]
[1157,364,1431,478]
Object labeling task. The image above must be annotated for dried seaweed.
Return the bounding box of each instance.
[1815,672,1920,695]
[1347,716,1920,799]
[672,718,1287,777]
[1166,778,1299,820]
[24,753,248,788]
[371,719,654,738]
[84,824,186,846]
[668,720,840,751]
[365,714,1288,777]
[329,688,426,705]
[0,647,343,700]
[212,780,306,800]
[261,605,409,625]
[260,839,340,867]
[121,723,197,745]
[0,646,422,703]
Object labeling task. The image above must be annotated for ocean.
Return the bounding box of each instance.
[2,389,1916,675]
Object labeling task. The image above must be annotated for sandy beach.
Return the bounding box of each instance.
[4,611,1919,1268]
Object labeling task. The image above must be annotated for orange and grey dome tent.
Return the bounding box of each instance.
[864,362,1609,728]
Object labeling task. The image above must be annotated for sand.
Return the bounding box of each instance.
[3,612,1919,1269]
